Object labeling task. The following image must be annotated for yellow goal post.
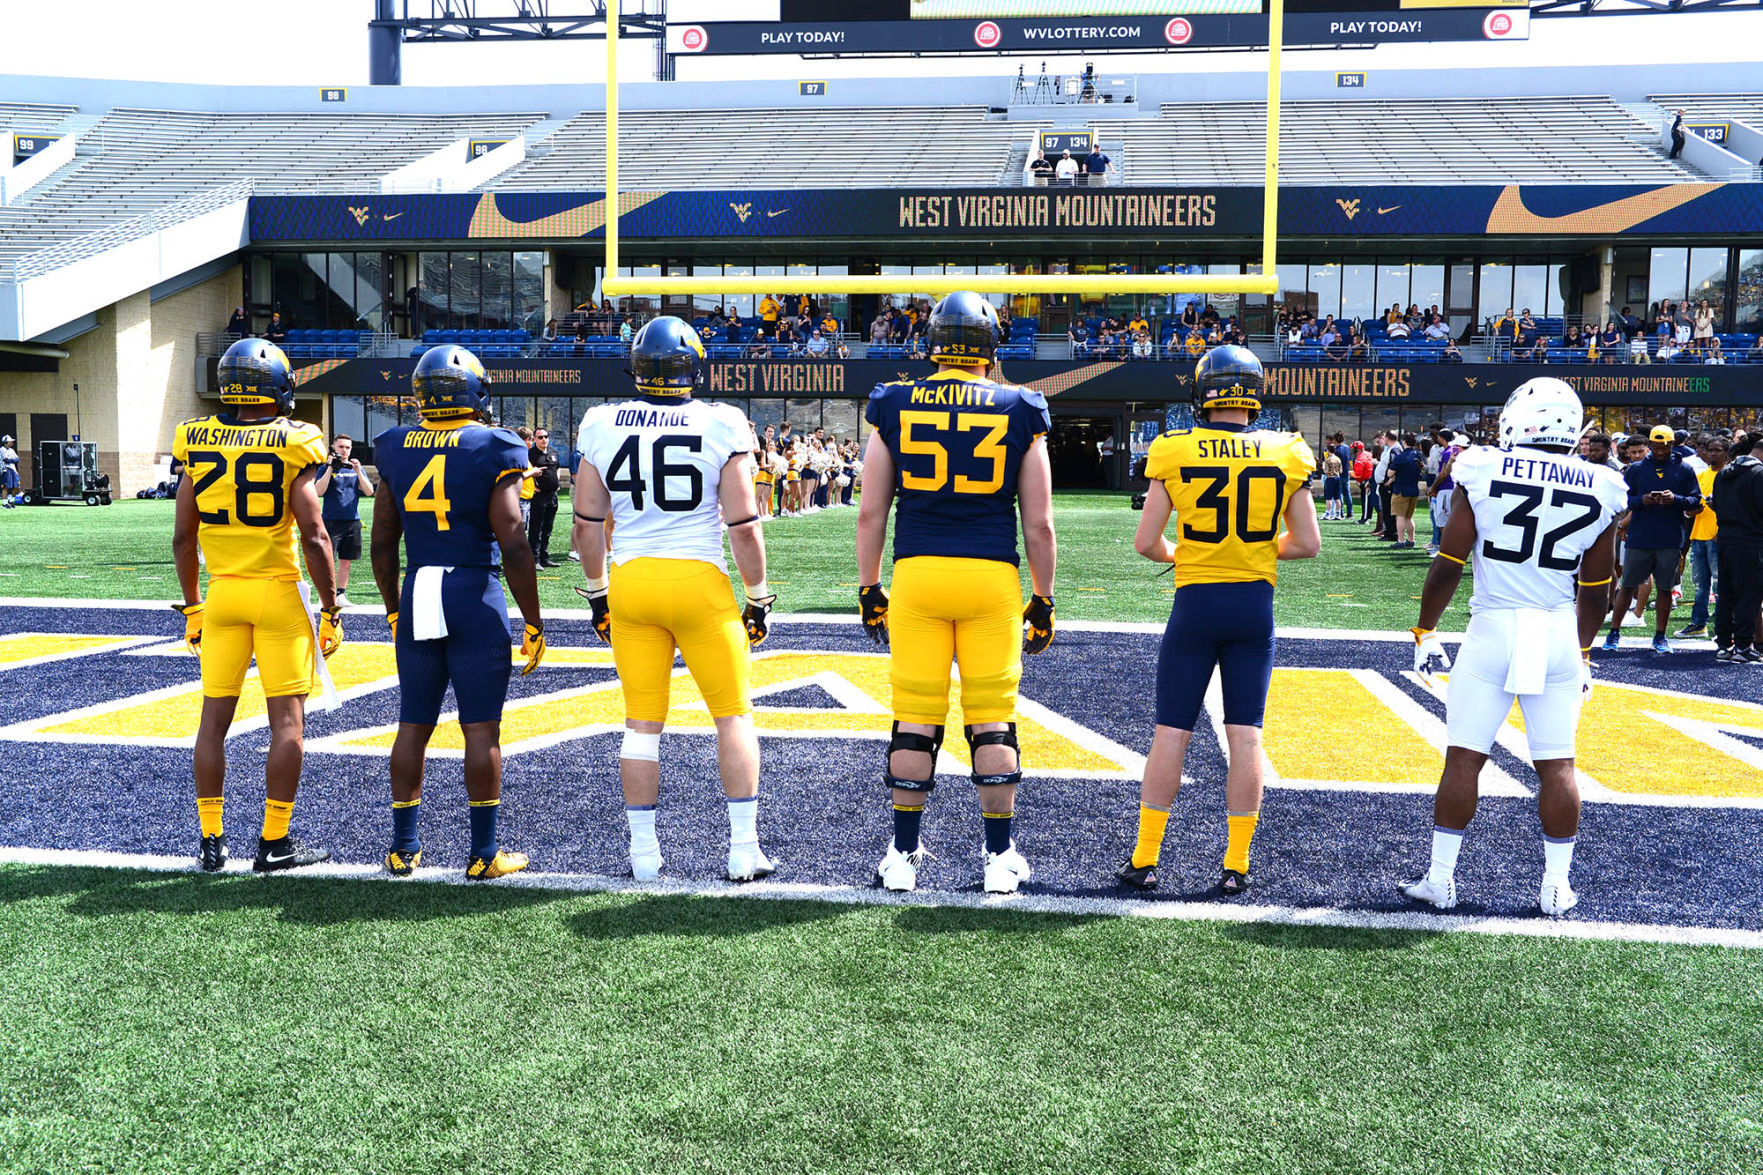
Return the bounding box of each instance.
[602,0,1283,299]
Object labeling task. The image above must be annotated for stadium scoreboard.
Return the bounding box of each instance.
[667,0,1528,55]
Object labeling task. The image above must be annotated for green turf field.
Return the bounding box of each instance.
[0,867,1758,1175]
[0,492,1463,629]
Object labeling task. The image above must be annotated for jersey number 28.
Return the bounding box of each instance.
[606,434,704,511]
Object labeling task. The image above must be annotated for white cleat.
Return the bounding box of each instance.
[727,842,777,882]
[630,843,664,881]
[877,842,929,892]
[1539,879,1579,918]
[983,842,1032,895]
[1401,874,1458,910]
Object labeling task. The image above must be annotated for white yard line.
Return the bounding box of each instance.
[1,844,1755,951]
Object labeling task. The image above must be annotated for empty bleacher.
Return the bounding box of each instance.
[1650,93,1763,128]
[1119,96,1699,185]
[0,101,79,130]
[492,106,1024,190]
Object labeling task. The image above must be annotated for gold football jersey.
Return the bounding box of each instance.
[172,414,327,580]
[1144,425,1316,586]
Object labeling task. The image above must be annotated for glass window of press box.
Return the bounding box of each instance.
[260,251,543,335]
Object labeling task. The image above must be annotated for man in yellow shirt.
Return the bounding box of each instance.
[1115,346,1320,895]
[758,294,780,338]
[171,339,342,873]
[1679,433,1729,637]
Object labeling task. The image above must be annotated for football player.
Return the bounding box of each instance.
[1115,346,1319,895]
[1402,377,1627,916]
[171,338,342,873]
[573,317,779,882]
[857,291,1057,895]
[369,345,546,881]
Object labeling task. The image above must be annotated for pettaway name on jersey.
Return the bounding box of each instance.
[1498,454,1597,487]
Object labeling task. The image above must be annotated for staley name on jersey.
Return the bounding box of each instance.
[1499,454,1597,488]
[1194,437,1264,460]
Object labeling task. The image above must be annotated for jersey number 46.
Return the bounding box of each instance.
[606,434,704,511]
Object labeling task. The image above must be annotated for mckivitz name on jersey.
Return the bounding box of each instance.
[1496,453,1600,488]
[614,408,694,429]
[908,384,999,407]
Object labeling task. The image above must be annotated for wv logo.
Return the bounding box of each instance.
[1465,377,1480,388]
[348,206,371,226]
[1335,198,1361,221]
[730,202,753,222]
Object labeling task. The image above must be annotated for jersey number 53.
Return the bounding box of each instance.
[898,410,1009,494]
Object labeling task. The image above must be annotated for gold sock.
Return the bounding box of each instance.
[197,796,224,838]
[1224,811,1260,874]
[1131,804,1170,869]
[262,799,294,841]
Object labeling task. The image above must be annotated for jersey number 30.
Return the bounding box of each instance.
[606,434,704,511]
[1179,465,1287,543]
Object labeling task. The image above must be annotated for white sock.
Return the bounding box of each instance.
[626,805,658,853]
[728,796,758,846]
[1543,834,1576,883]
[1429,826,1464,883]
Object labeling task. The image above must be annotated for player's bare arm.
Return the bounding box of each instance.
[1132,479,1177,564]
[1276,480,1321,560]
[1414,486,1475,631]
[572,456,613,581]
[855,430,895,587]
[290,467,339,611]
[172,475,201,608]
[1576,523,1617,653]
[490,475,542,634]
[1017,436,1056,597]
[721,452,768,592]
[369,485,404,626]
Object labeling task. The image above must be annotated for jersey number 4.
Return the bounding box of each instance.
[1481,479,1602,570]
[403,455,453,531]
[606,434,704,511]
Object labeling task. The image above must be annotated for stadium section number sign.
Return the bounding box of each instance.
[1686,122,1730,146]
[469,138,511,160]
[11,133,60,162]
[1038,130,1095,156]
[320,87,347,103]
[1336,72,1366,88]
[798,81,828,96]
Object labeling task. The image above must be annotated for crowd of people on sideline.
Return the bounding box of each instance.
[753,423,862,519]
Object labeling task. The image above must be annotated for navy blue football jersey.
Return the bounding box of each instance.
[865,369,1050,565]
[373,420,527,569]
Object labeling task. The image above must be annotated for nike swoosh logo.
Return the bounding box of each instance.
[766,209,789,218]
[1377,205,1401,215]
[265,851,296,864]
[1485,183,1721,234]
[382,212,403,221]
[466,192,665,239]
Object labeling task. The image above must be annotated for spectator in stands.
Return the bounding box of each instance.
[749,336,771,359]
[781,293,801,325]
[1405,303,1424,330]
[1657,335,1682,363]
[1563,325,1587,357]
[314,434,375,609]
[1518,308,1537,337]
[820,310,839,337]
[759,294,780,335]
[1669,109,1687,159]
[1695,299,1717,350]
[1326,331,1350,363]
[805,330,829,358]
[1387,317,1411,341]
[1492,307,1516,340]
[267,312,287,346]
[1127,311,1149,336]
[1055,150,1079,185]
[723,316,741,345]
[1131,330,1153,360]
[1027,150,1054,185]
[1299,316,1319,343]
[619,317,634,344]
[871,310,891,346]
[1620,305,1643,339]
[1750,336,1763,363]
[224,307,247,338]
[540,319,558,343]
[1348,329,1369,362]
[708,306,727,329]
[1679,433,1729,638]
[1629,329,1651,363]
[1424,317,1451,342]
[776,320,799,354]
[1712,431,1763,660]
[1082,143,1112,185]
[1443,338,1463,363]
[1069,320,1090,357]
[1180,302,1199,333]
[1706,338,1727,365]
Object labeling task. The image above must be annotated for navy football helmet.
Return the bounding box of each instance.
[631,316,706,397]
[413,345,492,421]
[1193,344,1264,419]
[927,291,1000,367]
[216,338,296,415]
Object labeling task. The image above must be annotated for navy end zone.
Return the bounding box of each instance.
[3,602,1759,937]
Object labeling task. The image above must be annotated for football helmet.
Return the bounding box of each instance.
[927,291,1000,367]
[216,338,296,415]
[1498,377,1583,450]
[413,345,492,421]
[631,316,706,397]
[1192,345,1263,419]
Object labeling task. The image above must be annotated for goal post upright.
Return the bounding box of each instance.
[602,0,1282,299]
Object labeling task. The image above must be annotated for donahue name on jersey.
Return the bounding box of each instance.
[1144,423,1316,587]
[172,413,328,581]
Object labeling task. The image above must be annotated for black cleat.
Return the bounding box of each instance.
[198,833,228,872]
[253,836,330,873]
[1114,859,1158,891]
[1218,868,1251,896]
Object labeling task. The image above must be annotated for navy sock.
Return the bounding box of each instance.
[892,802,924,854]
[468,799,498,860]
[391,800,420,854]
[983,811,1014,855]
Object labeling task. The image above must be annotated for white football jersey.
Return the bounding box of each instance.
[1453,445,1629,612]
[577,398,753,568]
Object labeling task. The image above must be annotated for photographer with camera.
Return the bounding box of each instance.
[313,434,375,607]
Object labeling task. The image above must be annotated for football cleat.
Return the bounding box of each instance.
[630,843,664,881]
[384,848,422,877]
[1539,879,1579,918]
[877,842,928,892]
[1217,868,1251,896]
[198,833,228,873]
[983,843,1031,894]
[253,836,329,873]
[1400,874,1458,910]
[466,849,529,880]
[1113,859,1157,891]
[727,842,777,883]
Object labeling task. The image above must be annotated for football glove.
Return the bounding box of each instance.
[1412,627,1451,683]
[171,601,204,657]
[387,611,399,642]
[574,584,611,644]
[859,584,890,646]
[1023,594,1056,655]
[743,593,777,648]
[520,622,546,676]
[319,606,344,659]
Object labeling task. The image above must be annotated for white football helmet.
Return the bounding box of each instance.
[1498,377,1584,450]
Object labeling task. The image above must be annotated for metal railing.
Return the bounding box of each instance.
[0,178,254,281]
[1016,167,1122,188]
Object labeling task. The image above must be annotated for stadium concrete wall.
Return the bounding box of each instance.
[0,266,240,494]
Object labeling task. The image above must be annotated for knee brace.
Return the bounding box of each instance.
[885,722,944,793]
[965,723,1022,787]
